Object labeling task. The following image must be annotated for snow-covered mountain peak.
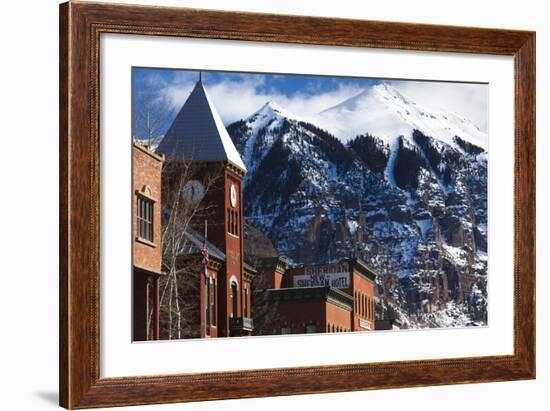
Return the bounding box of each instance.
[228,101,307,183]
[373,83,416,106]
[246,100,299,124]
[320,84,411,115]
[315,82,488,151]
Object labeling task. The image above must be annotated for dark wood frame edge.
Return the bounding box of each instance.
[59,1,536,409]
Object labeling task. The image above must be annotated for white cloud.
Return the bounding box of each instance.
[388,80,488,132]
[151,72,488,136]
[157,74,363,125]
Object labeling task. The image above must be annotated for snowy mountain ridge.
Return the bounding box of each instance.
[314,83,488,150]
[226,87,488,329]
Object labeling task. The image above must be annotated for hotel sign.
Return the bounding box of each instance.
[293,263,350,288]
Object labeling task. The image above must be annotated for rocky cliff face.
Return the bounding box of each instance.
[227,85,488,329]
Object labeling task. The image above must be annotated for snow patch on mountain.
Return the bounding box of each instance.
[385,136,400,186]
[315,83,488,150]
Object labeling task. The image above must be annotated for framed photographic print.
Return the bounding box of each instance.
[59,1,535,409]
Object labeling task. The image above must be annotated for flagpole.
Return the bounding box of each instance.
[203,219,208,338]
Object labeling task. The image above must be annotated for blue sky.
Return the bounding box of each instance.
[132,68,382,106]
[132,67,487,140]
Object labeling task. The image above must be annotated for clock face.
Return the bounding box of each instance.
[182,180,205,205]
[230,183,237,208]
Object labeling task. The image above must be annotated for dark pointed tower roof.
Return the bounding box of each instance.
[157,79,247,172]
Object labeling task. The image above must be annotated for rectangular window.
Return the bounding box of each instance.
[244,287,248,317]
[227,209,240,237]
[204,278,210,325]
[137,196,153,242]
[212,278,217,326]
[367,297,371,320]
[205,279,210,334]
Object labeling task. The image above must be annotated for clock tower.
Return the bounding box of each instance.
[157,77,249,338]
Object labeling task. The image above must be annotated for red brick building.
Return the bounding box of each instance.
[132,141,165,341]
[258,286,354,334]
[255,258,378,335]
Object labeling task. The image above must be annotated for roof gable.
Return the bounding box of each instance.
[157,81,247,172]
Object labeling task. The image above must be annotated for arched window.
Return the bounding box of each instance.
[231,281,238,318]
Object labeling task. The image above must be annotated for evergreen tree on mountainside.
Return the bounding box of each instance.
[348,133,390,175]
[454,135,485,156]
[297,121,354,169]
[393,137,424,190]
